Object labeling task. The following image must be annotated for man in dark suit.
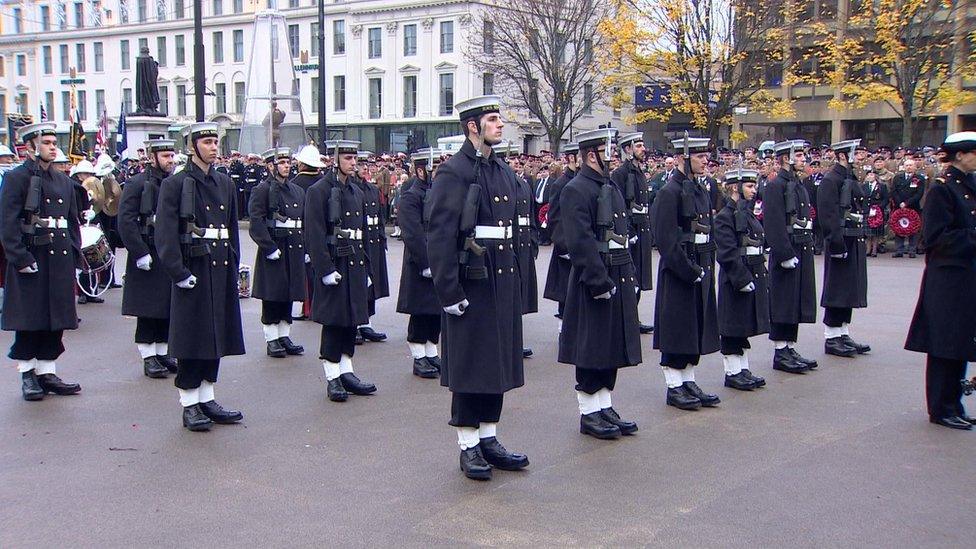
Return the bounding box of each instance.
[890,159,927,258]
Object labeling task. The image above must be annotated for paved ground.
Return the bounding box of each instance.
[1,235,973,548]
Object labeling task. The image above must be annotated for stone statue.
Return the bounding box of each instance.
[135,47,162,116]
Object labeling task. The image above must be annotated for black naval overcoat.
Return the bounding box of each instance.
[0,159,81,332]
[155,161,245,360]
[248,176,307,302]
[515,174,538,314]
[395,177,440,315]
[652,170,720,355]
[714,199,770,338]
[305,172,370,328]
[427,140,524,394]
[291,171,322,193]
[118,166,172,319]
[542,168,574,304]
[355,177,390,299]
[818,163,868,309]
[611,159,653,290]
[763,168,817,325]
[557,166,641,369]
[905,167,976,361]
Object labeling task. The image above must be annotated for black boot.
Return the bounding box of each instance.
[266,339,287,358]
[683,381,720,407]
[340,372,377,395]
[724,372,758,391]
[143,356,169,379]
[199,400,243,424]
[354,332,365,345]
[182,404,213,431]
[479,437,529,470]
[412,358,439,379]
[788,347,819,369]
[21,371,44,401]
[773,348,810,373]
[740,369,766,387]
[327,378,348,402]
[601,407,638,435]
[426,355,442,371]
[930,416,973,430]
[666,386,701,410]
[459,445,492,480]
[278,336,304,355]
[359,326,387,342]
[159,355,179,373]
[839,335,871,354]
[522,348,533,358]
[580,411,622,439]
[37,374,81,395]
[825,337,857,358]
[639,323,654,334]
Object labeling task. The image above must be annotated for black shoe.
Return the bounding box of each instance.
[909,252,917,258]
[930,416,973,430]
[893,252,904,258]
[143,356,169,378]
[580,411,622,439]
[773,348,810,373]
[522,348,533,358]
[960,415,976,425]
[182,404,213,431]
[159,355,179,373]
[639,323,654,334]
[601,407,638,435]
[683,381,720,407]
[839,335,870,354]
[666,386,701,410]
[354,333,365,345]
[327,378,348,402]
[339,372,376,395]
[479,437,530,470]
[109,281,123,289]
[198,400,243,424]
[740,369,766,387]
[724,372,758,391]
[359,326,387,342]
[426,355,442,371]
[825,337,857,358]
[266,339,287,358]
[459,445,492,480]
[37,373,81,395]
[412,358,439,379]
[77,294,88,304]
[788,347,819,369]
[278,336,304,355]
[21,371,44,401]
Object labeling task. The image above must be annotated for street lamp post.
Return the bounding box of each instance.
[317,0,327,152]
[193,0,205,121]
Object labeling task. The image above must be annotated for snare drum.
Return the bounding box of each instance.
[80,225,112,272]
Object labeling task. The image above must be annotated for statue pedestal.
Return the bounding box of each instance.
[122,116,174,159]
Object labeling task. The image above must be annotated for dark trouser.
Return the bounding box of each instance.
[660,353,700,370]
[556,301,565,318]
[261,300,293,325]
[303,262,315,318]
[721,336,751,356]
[813,224,824,252]
[575,367,618,394]
[135,317,169,344]
[896,234,918,253]
[175,358,219,390]
[407,314,440,344]
[366,296,376,319]
[823,307,853,328]
[9,330,65,361]
[450,392,504,428]
[769,322,799,342]
[320,326,357,362]
[926,355,967,419]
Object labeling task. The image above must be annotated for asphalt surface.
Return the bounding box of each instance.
[1,234,973,547]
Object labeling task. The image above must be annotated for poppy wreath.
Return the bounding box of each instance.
[867,205,885,229]
[889,207,922,237]
[537,203,550,225]
[809,205,816,221]
[755,199,763,221]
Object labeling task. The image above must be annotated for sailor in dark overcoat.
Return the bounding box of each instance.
[905,132,976,430]
[118,139,177,379]
[0,123,82,401]
[714,169,769,391]
[542,144,578,328]
[248,147,307,359]
[290,145,326,320]
[557,128,641,439]
[155,122,245,431]
[817,140,871,359]
[353,171,389,343]
[426,96,529,481]
[396,149,444,379]
[611,132,654,334]
[304,140,377,403]
[652,136,721,411]
[762,140,819,374]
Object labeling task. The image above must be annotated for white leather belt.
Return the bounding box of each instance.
[847,213,864,222]
[608,240,628,250]
[745,246,762,255]
[517,215,531,227]
[793,220,813,230]
[694,233,710,244]
[274,218,302,229]
[337,229,363,240]
[631,205,648,215]
[365,216,380,227]
[192,228,230,240]
[474,225,513,239]
[38,217,69,229]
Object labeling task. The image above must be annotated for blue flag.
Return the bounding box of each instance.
[116,105,128,157]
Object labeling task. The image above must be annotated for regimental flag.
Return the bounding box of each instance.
[40,103,48,122]
[6,113,34,158]
[67,93,89,162]
[96,108,108,153]
[116,105,128,157]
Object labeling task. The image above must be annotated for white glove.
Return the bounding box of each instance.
[84,209,96,222]
[780,257,799,269]
[267,249,282,260]
[136,254,152,271]
[18,263,38,274]
[322,271,342,286]
[559,254,570,260]
[694,268,705,283]
[594,291,612,300]
[541,222,547,229]
[421,268,432,278]
[444,299,469,316]
[629,235,638,244]
[176,275,197,289]
[367,276,372,287]
[304,253,311,264]
[739,282,756,292]
[830,252,848,259]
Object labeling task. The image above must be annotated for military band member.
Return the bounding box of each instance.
[118,139,178,378]
[249,147,307,358]
[558,128,641,439]
[156,122,245,431]
[427,96,529,480]
[290,145,327,320]
[543,143,579,331]
[763,140,819,374]
[714,169,768,390]
[305,140,377,403]
[353,168,389,344]
[611,132,654,334]
[817,140,871,358]
[905,132,976,430]
[0,122,82,401]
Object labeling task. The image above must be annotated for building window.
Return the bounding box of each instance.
[213,32,224,63]
[483,73,494,95]
[120,0,128,24]
[439,73,454,116]
[403,75,417,118]
[76,44,86,72]
[0,57,4,77]
[74,2,84,28]
[96,89,105,115]
[233,30,244,62]
[368,77,381,119]
[440,21,454,54]
[213,0,223,16]
[583,84,593,114]
[123,88,133,113]
[289,0,299,7]
[583,39,593,64]
[175,0,185,19]
[368,28,382,59]
[16,55,26,77]
[157,37,167,67]
[311,23,320,57]
[483,21,493,54]
[157,0,167,21]
[121,40,131,70]
[18,93,28,114]
[41,6,51,31]
[311,76,319,112]
[234,81,245,113]
[333,20,345,54]
[13,8,23,33]
[233,0,243,13]
[94,42,104,72]
[158,85,169,115]
[139,37,148,53]
[333,75,345,111]
[176,35,186,66]
[77,90,88,120]
[43,47,53,75]
[176,84,186,116]
[45,92,55,120]
[288,24,300,58]
[137,0,146,23]
[404,24,417,56]
[0,94,6,118]
[215,82,227,113]
[62,92,71,121]
[60,45,69,73]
